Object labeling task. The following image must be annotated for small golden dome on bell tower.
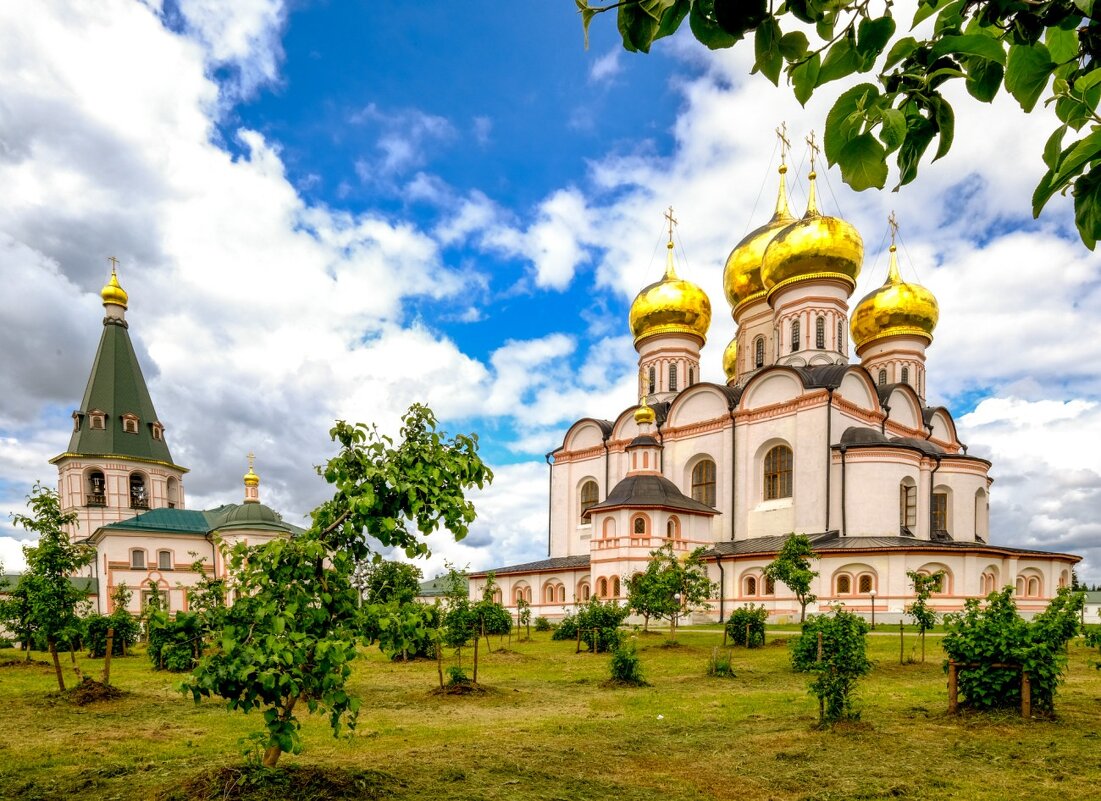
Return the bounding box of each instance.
[101,258,129,309]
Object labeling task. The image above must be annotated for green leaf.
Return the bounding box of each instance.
[576,0,597,50]
[883,36,918,70]
[779,31,809,62]
[930,33,1006,66]
[1045,25,1079,65]
[618,3,661,53]
[754,17,783,85]
[856,16,895,64]
[878,108,907,153]
[1073,68,1101,95]
[714,0,768,38]
[1051,128,1101,186]
[790,53,820,106]
[688,0,740,50]
[817,32,861,87]
[654,0,690,41]
[965,57,1004,103]
[838,133,889,190]
[1043,125,1068,169]
[895,116,936,188]
[1073,168,1101,250]
[931,98,954,161]
[1005,43,1056,112]
[912,0,952,29]
[824,83,879,164]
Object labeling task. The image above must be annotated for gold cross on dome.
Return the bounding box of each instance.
[776,122,790,165]
[247,451,255,470]
[806,130,820,172]
[664,205,678,244]
[887,210,900,245]
[108,256,119,273]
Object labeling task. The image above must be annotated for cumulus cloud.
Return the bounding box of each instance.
[351,104,457,178]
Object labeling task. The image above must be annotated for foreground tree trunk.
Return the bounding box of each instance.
[48,637,66,692]
[262,697,298,768]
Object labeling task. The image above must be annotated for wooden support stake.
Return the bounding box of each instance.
[899,620,904,665]
[103,628,114,686]
[947,661,959,715]
[1021,671,1031,718]
[576,624,582,654]
[746,624,751,647]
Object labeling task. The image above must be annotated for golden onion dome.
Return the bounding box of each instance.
[634,400,656,426]
[629,243,712,347]
[100,268,128,309]
[851,245,938,350]
[244,466,260,487]
[722,336,738,382]
[761,169,863,301]
[723,166,795,314]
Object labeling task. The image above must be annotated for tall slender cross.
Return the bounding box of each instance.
[247,451,255,471]
[887,210,900,245]
[776,122,790,166]
[108,256,119,273]
[805,130,820,173]
[664,205,678,244]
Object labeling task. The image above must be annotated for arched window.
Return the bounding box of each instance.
[579,581,591,601]
[612,576,621,598]
[648,366,656,394]
[790,319,800,353]
[815,316,825,349]
[858,574,874,594]
[1027,576,1041,597]
[558,585,566,603]
[166,477,179,509]
[764,576,775,595]
[754,336,765,368]
[974,489,987,541]
[633,516,647,536]
[1015,576,1026,596]
[837,320,844,352]
[932,491,949,536]
[745,576,758,596]
[1059,570,1069,589]
[157,550,173,571]
[878,368,887,386]
[669,363,678,392]
[603,518,616,538]
[836,574,852,594]
[691,459,717,507]
[597,577,609,598]
[901,366,909,385]
[981,572,996,595]
[87,470,106,507]
[688,367,695,387]
[763,445,793,500]
[666,517,681,539]
[131,549,146,569]
[579,480,599,523]
[899,481,917,532]
[129,473,148,509]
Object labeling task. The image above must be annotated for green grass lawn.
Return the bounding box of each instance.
[2,630,1099,800]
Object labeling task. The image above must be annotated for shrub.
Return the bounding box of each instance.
[0,637,12,649]
[148,611,203,672]
[609,641,645,685]
[370,601,439,661]
[707,647,736,678]
[942,587,1083,713]
[553,597,629,652]
[533,616,551,632]
[791,607,872,722]
[725,605,768,648]
[446,665,470,686]
[85,611,140,658]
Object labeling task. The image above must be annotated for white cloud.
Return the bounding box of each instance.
[351,104,457,177]
[589,49,622,83]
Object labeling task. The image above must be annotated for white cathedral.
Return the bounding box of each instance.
[471,151,1080,622]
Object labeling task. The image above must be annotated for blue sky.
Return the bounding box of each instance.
[1,0,1100,581]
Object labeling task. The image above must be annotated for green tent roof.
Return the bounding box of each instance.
[97,504,306,538]
[58,315,180,467]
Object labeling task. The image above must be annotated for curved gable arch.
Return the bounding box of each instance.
[885,385,923,431]
[926,408,959,446]
[837,367,880,413]
[665,382,731,429]
[561,418,613,453]
[739,367,805,411]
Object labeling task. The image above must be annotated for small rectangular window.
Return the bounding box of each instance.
[158,551,172,570]
[932,492,949,534]
[131,551,146,569]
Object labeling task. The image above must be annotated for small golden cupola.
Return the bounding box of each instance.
[630,208,711,401]
[850,215,938,399]
[760,133,863,302]
[722,336,738,384]
[243,452,261,504]
[100,259,129,323]
[724,131,795,317]
[851,244,939,350]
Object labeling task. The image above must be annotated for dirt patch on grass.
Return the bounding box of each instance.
[0,657,52,669]
[64,677,124,705]
[159,765,399,801]
[428,681,493,696]
[600,678,650,689]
